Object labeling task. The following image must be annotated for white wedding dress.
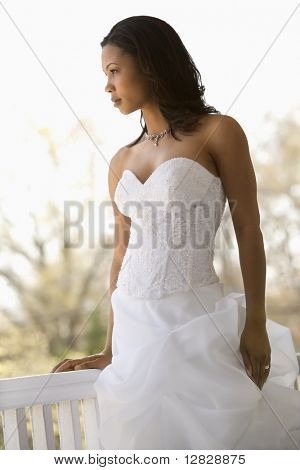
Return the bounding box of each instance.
[93,157,300,450]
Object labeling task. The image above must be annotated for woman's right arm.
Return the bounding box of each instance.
[102,147,131,357]
[51,147,131,373]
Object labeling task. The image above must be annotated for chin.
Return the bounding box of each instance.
[120,105,138,116]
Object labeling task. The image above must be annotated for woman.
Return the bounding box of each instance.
[51,15,300,450]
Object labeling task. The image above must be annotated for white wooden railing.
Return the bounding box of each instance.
[1,354,300,450]
[0,369,103,450]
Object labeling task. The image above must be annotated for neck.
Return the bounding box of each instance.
[142,102,169,135]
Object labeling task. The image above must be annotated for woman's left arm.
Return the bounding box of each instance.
[207,115,271,390]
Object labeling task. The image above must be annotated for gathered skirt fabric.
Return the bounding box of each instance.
[93,281,300,450]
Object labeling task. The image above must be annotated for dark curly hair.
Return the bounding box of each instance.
[100,15,220,146]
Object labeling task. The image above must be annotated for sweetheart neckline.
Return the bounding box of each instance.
[121,156,221,187]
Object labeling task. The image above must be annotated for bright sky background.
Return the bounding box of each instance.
[0,0,299,311]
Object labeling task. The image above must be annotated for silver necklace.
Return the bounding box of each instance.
[145,127,171,146]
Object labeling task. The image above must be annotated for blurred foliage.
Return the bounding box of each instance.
[0,121,113,379]
[0,110,299,385]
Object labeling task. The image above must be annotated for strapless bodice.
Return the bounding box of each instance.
[114,156,227,299]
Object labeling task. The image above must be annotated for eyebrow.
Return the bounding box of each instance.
[103,62,118,71]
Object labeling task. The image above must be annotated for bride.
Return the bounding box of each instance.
[51,15,300,450]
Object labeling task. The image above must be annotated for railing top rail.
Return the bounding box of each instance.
[0,369,102,411]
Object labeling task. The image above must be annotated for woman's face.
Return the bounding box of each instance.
[101,44,152,114]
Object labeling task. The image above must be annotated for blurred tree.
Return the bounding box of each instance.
[0,121,114,373]
[0,111,299,380]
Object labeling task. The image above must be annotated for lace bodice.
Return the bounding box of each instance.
[114,156,227,299]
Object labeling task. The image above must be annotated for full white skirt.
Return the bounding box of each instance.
[93,282,300,450]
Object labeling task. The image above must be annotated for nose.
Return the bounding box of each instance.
[105,77,115,94]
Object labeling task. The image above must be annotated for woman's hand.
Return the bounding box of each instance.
[239,321,271,390]
[50,351,113,373]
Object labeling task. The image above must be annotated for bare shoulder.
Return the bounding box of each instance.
[108,133,146,200]
[201,114,260,234]
[108,146,130,201]
[201,113,250,169]
[201,113,247,151]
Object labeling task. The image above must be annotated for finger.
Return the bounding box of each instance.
[260,365,271,390]
[74,358,99,370]
[74,361,97,370]
[54,360,76,373]
[257,360,268,389]
[251,358,260,388]
[54,357,92,373]
[51,359,68,373]
[242,348,253,378]
[74,362,88,370]
[263,360,271,382]
[258,361,266,390]
[51,359,70,373]
[60,357,89,372]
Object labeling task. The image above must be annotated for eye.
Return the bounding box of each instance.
[110,69,118,75]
